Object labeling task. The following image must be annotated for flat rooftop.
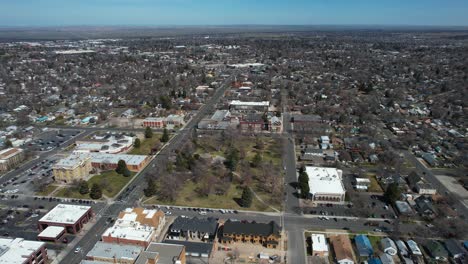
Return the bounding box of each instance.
[52,154,90,170]
[311,234,329,252]
[86,152,148,166]
[39,204,91,225]
[87,242,143,260]
[102,219,155,242]
[306,166,345,196]
[0,238,45,264]
[38,226,65,239]
[229,100,269,107]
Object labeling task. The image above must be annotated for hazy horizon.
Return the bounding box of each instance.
[1,0,468,27]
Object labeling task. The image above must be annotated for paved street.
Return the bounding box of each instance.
[1,72,458,264]
[58,71,237,264]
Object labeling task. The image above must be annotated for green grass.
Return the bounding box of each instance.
[144,183,270,211]
[367,235,382,254]
[366,173,383,193]
[88,170,136,197]
[55,187,90,199]
[128,135,162,155]
[36,185,59,196]
[55,170,136,199]
[149,135,283,211]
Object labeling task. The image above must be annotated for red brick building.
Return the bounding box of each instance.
[38,204,93,234]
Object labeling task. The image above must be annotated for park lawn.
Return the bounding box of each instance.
[144,182,270,212]
[88,170,136,197]
[56,170,136,199]
[128,134,162,155]
[55,186,90,199]
[36,185,59,196]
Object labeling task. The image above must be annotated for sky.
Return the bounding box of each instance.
[1,0,468,27]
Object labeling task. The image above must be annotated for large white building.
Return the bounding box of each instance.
[306,166,346,204]
[75,134,135,154]
[311,234,329,257]
[0,238,48,264]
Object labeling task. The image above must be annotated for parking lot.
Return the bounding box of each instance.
[25,129,81,152]
[301,193,397,220]
[0,155,61,195]
[0,195,104,248]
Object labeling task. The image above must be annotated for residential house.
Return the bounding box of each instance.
[168,217,218,242]
[329,235,355,264]
[355,235,374,257]
[381,238,398,256]
[395,201,414,216]
[368,257,383,264]
[414,196,436,217]
[425,241,448,261]
[396,240,409,257]
[444,239,466,259]
[379,253,395,264]
[221,220,281,249]
[406,240,422,256]
[407,171,437,195]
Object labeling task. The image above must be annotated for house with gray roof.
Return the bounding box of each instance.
[168,217,218,242]
[444,239,466,259]
[163,240,214,259]
[381,238,397,256]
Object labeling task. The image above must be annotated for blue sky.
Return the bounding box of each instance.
[1,0,467,27]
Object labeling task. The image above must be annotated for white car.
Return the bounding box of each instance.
[74,247,81,253]
[199,211,207,215]
[165,211,172,215]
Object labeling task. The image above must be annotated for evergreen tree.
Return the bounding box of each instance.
[145,127,153,139]
[251,152,262,167]
[4,139,13,148]
[384,183,401,204]
[122,168,131,177]
[143,178,157,197]
[159,95,172,109]
[78,180,89,195]
[134,138,141,148]
[116,160,127,174]
[240,187,253,208]
[298,171,310,199]
[224,148,240,171]
[90,184,102,199]
[160,128,169,143]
